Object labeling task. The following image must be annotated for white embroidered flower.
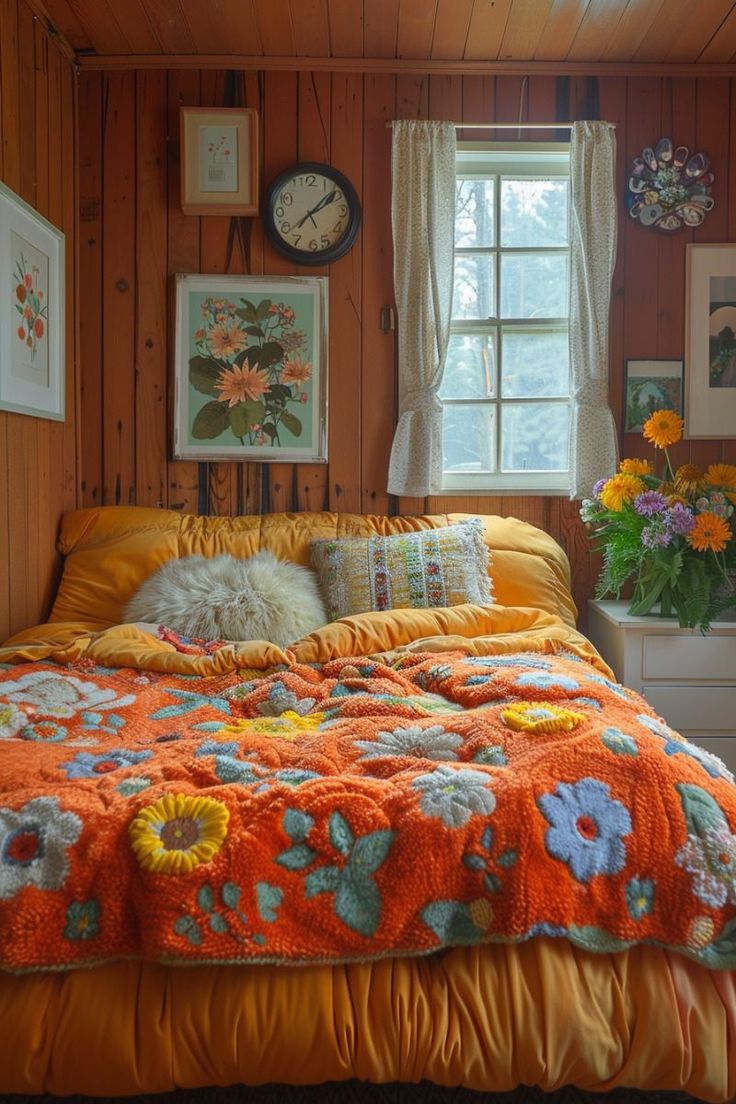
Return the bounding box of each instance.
[675,826,736,908]
[412,765,495,828]
[0,702,28,740]
[0,670,135,719]
[0,796,82,899]
[356,724,463,762]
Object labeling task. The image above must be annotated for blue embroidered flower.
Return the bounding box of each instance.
[64,899,100,941]
[415,664,453,689]
[412,765,495,828]
[515,672,580,691]
[585,674,630,699]
[0,796,82,900]
[601,727,638,757]
[465,655,551,670]
[636,713,673,738]
[255,681,318,717]
[116,776,152,797]
[676,826,736,907]
[571,697,602,710]
[19,721,68,743]
[465,675,492,686]
[356,724,463,762]
[473,745,508,767]
[59,749,152,780]
[661,736,733,783]
[537,778,632,883]
[626,877,655,920]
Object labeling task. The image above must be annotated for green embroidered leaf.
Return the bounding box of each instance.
[421,901,484,946]
[349,830,394,874]
[334,869,382,938]
[188,356,221,396]
[208,911,229,934]
[481,825,493,851]
[221,882,241,910]
[676,783,727,837]
[698,917,736,967]
[275,844,316,871]
[462,854,486,872]
[568,925,630,954]
[256,881,284,923]
[191,400,230,440]
[197,884,214,913]
[305,865,340,898]
[173,915,203,947]
[329,811,354,857]
[283,808,314,843]
[280,411,302,438]
[497,849,518,868]
[484,872,502,893]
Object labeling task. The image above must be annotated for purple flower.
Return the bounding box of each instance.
[592,479,606,498]
[641,525,673,549]
[634,491,667,517]
[664,502,695,536]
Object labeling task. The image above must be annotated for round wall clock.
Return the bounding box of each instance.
[264,162,361,264]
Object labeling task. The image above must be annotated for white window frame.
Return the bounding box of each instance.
[442,142,571,495]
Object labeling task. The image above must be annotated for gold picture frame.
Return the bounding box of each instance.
[180,107,259,216]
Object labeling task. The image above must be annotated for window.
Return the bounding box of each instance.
[441,143,571,493]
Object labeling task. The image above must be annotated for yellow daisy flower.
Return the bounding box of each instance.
[599,473,646,511]
[642,409,684,448]
[619,458,653,476]
[216,711,326,742]
[687,512,732,554]
[129,793,229,874]
[674,464,705,498]
[501,702,585,734]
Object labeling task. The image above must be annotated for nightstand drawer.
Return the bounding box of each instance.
[643,685,736,733]
[643,634,736,681]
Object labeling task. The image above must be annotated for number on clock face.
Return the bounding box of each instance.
[276,173,348,252]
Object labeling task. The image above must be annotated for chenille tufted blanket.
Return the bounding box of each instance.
[0,618,734,975]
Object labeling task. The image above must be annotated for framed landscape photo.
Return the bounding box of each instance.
[180,107,259,216]
[685,243,736,438]
[173,273,328,462]
[624,359,683,433]
[0,182,64,421]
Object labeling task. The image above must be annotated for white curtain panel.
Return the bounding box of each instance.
[387,120,456,497]
[568,120,619,500]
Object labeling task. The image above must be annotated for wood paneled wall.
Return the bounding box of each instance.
[0,0,77,640]
[76,69,736,625]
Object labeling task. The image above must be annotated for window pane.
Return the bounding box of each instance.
[440,333,496,399]
[501,403,569,472]
[500,253,568,319]
[453,255,495,319]
[501,330,569,398]
[455,179,495,247]
[500,179,569,247]
[443,404,495,473]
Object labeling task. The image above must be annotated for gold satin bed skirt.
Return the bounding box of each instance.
[1,940,734,1100]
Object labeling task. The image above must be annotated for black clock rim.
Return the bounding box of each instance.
[264,162,362,266]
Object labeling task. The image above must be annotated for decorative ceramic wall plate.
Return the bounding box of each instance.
[625,137,714,232]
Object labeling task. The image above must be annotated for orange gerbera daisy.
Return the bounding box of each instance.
[280,357,312,388]
[674,464,705,497]
[619,458,653,476]
[687,512,732,553]
[215,364,269,407]
[208,322,248,360]
[705,463,736,489]
[599,473,646,511]
[642,409,684,448]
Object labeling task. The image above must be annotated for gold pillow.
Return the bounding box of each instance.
[310,519,492,622]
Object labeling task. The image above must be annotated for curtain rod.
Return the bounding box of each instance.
[386,121,616,130]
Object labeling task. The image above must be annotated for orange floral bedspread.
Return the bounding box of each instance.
[0,647,734,972]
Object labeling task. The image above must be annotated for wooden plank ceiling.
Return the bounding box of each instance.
[40,0,736,64]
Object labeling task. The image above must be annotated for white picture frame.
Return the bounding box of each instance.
[685,243,736,438]
[0,181,65,421]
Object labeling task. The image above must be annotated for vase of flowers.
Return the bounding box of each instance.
[580,410,736,631]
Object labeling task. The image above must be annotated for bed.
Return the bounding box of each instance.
[0,506,733,1100]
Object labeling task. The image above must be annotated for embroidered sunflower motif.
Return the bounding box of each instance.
[216,712,326,741]
[129,793,229,874]
[501,702,585,734]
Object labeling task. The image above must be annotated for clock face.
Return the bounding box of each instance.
[265,163,361,264]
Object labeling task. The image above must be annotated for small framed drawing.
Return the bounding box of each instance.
[173,273,328,462]
[624,359,683,433]
[0,182,64,421]
[180,107,259,216]
[685,243,736,438]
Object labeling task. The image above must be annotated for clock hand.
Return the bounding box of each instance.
[294,189,339,229]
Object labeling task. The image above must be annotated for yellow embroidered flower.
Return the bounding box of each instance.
[687,512,732,553]
[216,711,327,741]
[619,458,653,476]
[687,915,715,950]
[642,408,684,448]
[501,702,585,734]
[129,793,229,874]
[599,473,646,511]
[674,464,705,497]
[469,898,494,930]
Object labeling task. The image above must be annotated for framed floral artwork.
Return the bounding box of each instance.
[180,107,259,216]
[685,243,736,438]
[0,181,65,421]
[173,274,328,462]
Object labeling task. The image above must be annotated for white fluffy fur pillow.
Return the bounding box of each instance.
[123,552,328,648]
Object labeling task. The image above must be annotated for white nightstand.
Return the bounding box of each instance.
[587,599,736,772]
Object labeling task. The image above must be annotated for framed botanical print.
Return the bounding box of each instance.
[180,107,259,216]
[624,359,683,433]
[173,273,328,462]
[0,181,65,421]
[685,243,736,438]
